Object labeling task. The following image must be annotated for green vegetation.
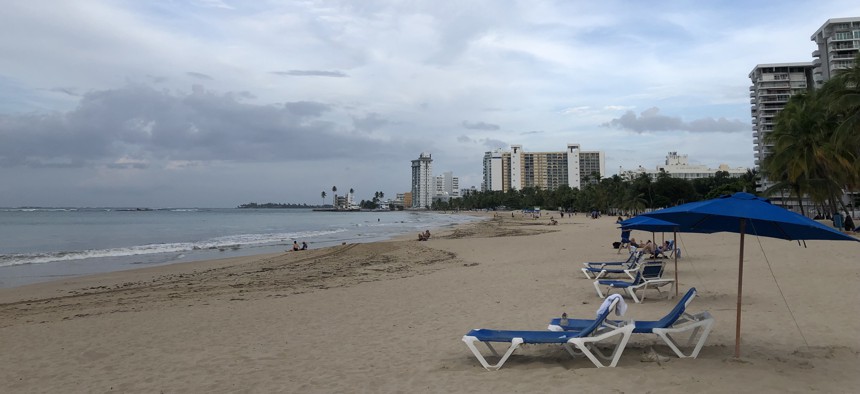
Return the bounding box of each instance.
[431,170,757,213]
[237,202,324,208]
[761,54,860,216]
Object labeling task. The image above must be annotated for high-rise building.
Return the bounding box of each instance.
[749,63,814,192]
[482,144,605,191]
[411,152,433,209]
[810,17,860,89]
[434,171,460,198]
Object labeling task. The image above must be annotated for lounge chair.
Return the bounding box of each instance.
[461,298,634,370]
[581,250,644,280]
[583,247,641,269]
[548,288,714,358]
[593,261,675,303]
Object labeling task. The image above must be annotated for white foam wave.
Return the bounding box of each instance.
[0,229,344,267]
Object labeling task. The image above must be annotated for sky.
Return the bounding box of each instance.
[2,0,860,208]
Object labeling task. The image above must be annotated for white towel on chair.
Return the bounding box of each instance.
[597,294,627,317]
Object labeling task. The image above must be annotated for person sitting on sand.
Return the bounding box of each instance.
[292,241,300,251]
[418,230,431,241]
[301,242,308,250]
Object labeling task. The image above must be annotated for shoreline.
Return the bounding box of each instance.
[0,210,488,290]
[1,212,858,392]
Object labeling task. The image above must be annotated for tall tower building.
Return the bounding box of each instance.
[411,152,433,209]
[810,17,860,89]
[748,63,814,193]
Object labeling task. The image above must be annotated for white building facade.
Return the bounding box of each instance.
[434,171,460,200]
[482,144,605,191]
[411,152,433,209]
[810,17,860,88]
[620,152,748,180]
[749,63,814,192]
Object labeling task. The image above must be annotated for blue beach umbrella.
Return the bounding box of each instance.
[641,192,859,357]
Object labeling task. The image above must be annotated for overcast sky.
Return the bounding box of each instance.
[2,1,859,207]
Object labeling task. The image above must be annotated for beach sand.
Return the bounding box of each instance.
[1,213,858,393]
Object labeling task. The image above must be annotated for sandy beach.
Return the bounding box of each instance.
[1,212,858,393]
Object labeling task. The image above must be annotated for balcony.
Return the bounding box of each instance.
[812,49,820,57]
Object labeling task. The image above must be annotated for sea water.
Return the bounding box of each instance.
[0,208,483,288]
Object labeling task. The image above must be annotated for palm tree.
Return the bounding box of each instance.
[332,186,338,208]
[763,90,840,215]
[321,191,326,207]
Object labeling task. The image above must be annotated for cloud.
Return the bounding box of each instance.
[520,130,543,135]
[481,139,507,149]
[461,120,500,130]
[602,107,747,133]
[48,87,80,96]
[456,135,507,150]
[271,70,348,78]
[186,72,214,80]
[0,84,418,169]
[352,112,389,132]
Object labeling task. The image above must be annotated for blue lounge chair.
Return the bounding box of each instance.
[593,261,675,303]
[548,288,713,358]
[462,298,634,370]
[581,250,644,279]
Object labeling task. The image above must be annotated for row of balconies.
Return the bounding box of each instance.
[829,42,858,51]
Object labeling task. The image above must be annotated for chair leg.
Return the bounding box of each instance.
[568,324,635,367]
[462,336,524,370]
[651,312,714,358]
[593,281,606,298]
[627,287,642,303]
[581,268,594,279]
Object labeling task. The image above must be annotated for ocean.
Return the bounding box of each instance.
[0,208,483,288]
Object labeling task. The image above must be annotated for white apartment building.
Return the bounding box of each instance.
[482,144,605,191]
[620,152,748,181]
[410,152,433,209]
[749,62,814,192]
[434,171,460,199]
[811,17,860,88]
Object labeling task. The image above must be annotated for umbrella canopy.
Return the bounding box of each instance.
[641,192,853,241]
[619,216,680,232]
[641,192,859,357]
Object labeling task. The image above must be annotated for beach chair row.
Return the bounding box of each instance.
[461,288,714,370]
[582,249,676,303]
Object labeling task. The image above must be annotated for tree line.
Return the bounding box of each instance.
[431,170,757,213]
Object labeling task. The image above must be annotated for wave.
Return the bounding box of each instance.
[0,229,344,267]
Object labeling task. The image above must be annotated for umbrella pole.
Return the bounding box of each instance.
[673,230,678,297]
[735,219,746,358]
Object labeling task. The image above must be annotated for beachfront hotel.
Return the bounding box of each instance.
[750,17,860,209]
[620,151,748,181]
[411,152,433,209]
[749,62,814,193]
[811,17,860,89]
[481,144,605,192]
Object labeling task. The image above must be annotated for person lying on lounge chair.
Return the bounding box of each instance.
[640,240,658,256]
